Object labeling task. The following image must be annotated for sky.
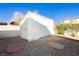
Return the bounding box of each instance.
[0,3,79,23]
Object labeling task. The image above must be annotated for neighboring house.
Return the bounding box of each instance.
[64,20,70,24]
[64,17,79,24]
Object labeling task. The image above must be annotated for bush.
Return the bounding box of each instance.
[55,23,79,36]
[71,31,76,37]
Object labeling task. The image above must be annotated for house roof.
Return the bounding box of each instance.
[65,16,79,20]
[20,11,54,27]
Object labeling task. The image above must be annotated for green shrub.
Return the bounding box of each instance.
[55,23,79,36]
[71,31,76,37]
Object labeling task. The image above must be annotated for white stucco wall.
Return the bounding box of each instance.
[20,11,55,35]
[0,25,20,38]
[76,19,79,23]
[64,20,70,23]
[20,18,52,41]
[0,30,20,38]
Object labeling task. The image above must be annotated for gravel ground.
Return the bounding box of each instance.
[0,35,79,56]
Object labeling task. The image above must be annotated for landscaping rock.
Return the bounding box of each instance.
[5,43,23,54]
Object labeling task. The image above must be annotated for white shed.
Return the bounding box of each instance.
[20,11,54,41]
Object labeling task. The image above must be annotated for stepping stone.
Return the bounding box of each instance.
[47,41,64,49]
[45,36,64,49]
[5,43,24,54]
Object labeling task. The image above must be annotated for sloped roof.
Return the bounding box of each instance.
[20,11,54,27]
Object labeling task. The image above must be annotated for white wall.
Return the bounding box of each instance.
[0,30,20,38]
[76,19,79,23]
[20,18,51,41]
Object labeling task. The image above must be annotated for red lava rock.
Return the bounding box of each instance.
[5,43,23,53]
